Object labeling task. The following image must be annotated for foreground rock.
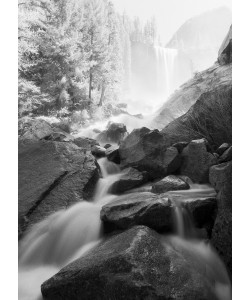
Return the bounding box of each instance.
[97,122,127,144]
[151,175,190,194]
[210,161,232,278]
[18,140,99,236]
[119,128,181,179]
[110,168,149,194]
[180,139,217,183]
[41,226,219,300]
[101,192,173,233]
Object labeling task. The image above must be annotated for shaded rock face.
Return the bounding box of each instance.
[105,146,120,164]
[91,145,106,158]
[151,175,190,194]
[210,161,232,278]
[18,140,99,237]
[218,146,232,164]
[216,143,230,156]
[97,122,127,144]
[110,168,149,194]
[119,128,181,179]
[180,139,217,183]
[101,192,174,233]
[41,226,218,300]
[218,25,232,65]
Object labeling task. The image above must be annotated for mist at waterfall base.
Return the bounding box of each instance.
[19,158,231,300]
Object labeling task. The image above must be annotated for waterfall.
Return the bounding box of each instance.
[18,158,122,300]
[154,46,178,99]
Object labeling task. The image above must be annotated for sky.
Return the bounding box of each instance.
[112,0,232,44]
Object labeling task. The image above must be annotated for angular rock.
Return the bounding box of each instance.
[218,146,232,163]
[216,143,230,156]
[110,168,149,194]
[218,25,232,65]
[73,137,99,151]
[101,192,174,233]
[97,122,127,144]
[18,140,99,237]
[41,226,219,300]
[91,145,106,158]
[151,175,190,194]
[180,138,217,183]
[119,128,181,179]
[105,146,120,164]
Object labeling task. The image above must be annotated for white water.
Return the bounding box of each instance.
[19,162,231,300]
[18,158,121,300]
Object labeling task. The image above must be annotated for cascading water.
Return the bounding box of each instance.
[18,158,122,300]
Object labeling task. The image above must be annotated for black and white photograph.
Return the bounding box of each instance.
[15,0,234,299]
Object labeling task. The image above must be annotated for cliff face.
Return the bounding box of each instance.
[153,25,232,148]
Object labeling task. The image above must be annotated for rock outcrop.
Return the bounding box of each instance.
[41,226,219,300]
[110,168,149,194]
[180,139,217,183]
[18,140,99,237]
[151,175,190,194]
[119,128,181,179]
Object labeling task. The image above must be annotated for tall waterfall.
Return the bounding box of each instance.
[154,46,178,99]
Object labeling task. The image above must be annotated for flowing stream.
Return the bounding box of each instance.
[19,159,231,300]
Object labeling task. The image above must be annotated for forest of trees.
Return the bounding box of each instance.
[18,0,158,119]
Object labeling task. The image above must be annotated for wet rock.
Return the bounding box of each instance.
[105,146,120,164]
[210,161,232,278]
[119,128,181,179]
[218,146,232,163]
[91,145,106,158]
[110,168,149,194]
[73,137,99,151]
[216,143,230,156]
[180,138,217,183]
[18,140,99,237]
[151,175,190,194]
[104,143,112,149]
[172,141,189,153]
[101,192,174,233]
[97,122,127,144]
[41,226,219,300]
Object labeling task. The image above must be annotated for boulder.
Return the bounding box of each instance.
[43,132,74,142]
[51,120,71,133]
[18,140,99,237]
[41,226,219,300]
[151,175,190,194]
[180,138,217,183]
[218,25,232,65]
[73,137,99,151]
[101,192,174,233]
[119,128,181,179]
[104,143,112,149]
[210,161,232,278]
[97,122,127,144]
[216,143,230,156]
[218,146,232,163]
[105,146,120,164]
[110,168,149,194]
[91,145,106,158]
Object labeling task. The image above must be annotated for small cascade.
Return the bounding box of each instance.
[18,158,122,300]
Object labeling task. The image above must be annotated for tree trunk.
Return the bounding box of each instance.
[89,70,92,100]
[98,84,106,107]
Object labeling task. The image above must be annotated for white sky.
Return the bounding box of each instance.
[112,0,232,44]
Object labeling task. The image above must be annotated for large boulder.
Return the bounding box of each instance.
[110,168,149,194]
[119,128,181,179]
[180,138,217,183]
[41,226,220,300]
[101,192,174,233]
[151,175,190,194]
[210,161,232,278]
[97,122,127,144]
[18,140,99,237]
